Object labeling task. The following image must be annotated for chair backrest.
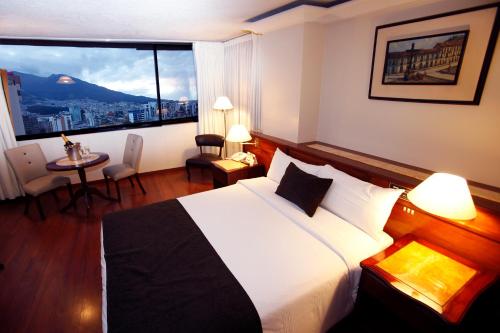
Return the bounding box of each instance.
[5,143,49,185]
[123,134,143,171]
[195,134,224,156]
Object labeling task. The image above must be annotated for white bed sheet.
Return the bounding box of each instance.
[101,177,392,333]
[237,177,393,301]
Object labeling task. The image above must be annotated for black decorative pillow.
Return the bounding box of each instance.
[275,162,333,217]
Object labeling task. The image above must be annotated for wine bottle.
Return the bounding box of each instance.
[61,133,74,148]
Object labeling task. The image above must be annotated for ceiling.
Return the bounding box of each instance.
[0,0,457,42]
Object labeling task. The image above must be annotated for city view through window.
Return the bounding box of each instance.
[0,43,198,139]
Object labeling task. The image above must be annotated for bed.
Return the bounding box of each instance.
[101,174,394,333]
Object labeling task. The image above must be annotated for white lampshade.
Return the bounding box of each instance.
[213,96,233,110]
[407,173,476,220]
[226,124,252,143]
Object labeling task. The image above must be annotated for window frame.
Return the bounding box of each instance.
[0,38,198,141]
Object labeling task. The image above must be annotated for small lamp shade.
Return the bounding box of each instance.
[226,124,252,142]
[213,96,233,110]
[407,173,476,220]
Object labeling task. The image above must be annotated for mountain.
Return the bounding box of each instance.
[13,71,156,104]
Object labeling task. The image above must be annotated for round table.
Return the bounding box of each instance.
[46,152,114,210]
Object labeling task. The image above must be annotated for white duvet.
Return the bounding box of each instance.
[101,176,392,333]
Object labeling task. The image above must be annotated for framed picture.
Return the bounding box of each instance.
[382,30,469,85]
[369,3,499,104]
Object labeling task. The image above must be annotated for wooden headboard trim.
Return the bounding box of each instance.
[245,131,500,272]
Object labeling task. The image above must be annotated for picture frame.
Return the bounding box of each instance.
[368,3,499,105]
[381,30,469,85]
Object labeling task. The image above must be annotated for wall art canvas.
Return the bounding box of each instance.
[382,30,468,85]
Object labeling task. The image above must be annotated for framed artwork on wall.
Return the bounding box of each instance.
[368,3,499,105]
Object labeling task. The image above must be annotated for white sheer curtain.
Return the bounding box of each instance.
[249,34,262,132]
[224,34,262,156]
[0,75,22,200]
[193,42,225,137]
[194,35,262,156]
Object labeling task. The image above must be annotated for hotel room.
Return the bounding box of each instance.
[0,0,499,332]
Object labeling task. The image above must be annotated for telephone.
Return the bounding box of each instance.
[230,151,257,166]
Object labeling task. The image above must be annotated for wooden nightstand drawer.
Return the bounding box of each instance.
[211,160,265,188]
[357,235,497,333]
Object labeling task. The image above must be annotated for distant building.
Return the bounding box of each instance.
[6,72,26,135]
[50,114,72,132]
[22,114,40,135]
[128,109,149,123]
[48,116,61,132]
[69,105,82,122]
[146,101,157,119]
[36,117,51,134]
[84,110,96,127]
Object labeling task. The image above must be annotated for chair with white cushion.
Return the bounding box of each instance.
[5,143,74,220]
[103,133,145,202]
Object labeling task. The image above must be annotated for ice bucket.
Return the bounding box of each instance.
[66,143,82,161]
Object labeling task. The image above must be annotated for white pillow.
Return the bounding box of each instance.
[318,164,403,241]
[267,148,323,183]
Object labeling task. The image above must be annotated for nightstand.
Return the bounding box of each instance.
[357,235,497,333]
[211,160,265,188]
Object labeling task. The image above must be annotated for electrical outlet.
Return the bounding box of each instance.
[403,206,415,215]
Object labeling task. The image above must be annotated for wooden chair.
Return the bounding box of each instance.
[103,134,145,202]
[5,143,74,220]
[185,134,225,181]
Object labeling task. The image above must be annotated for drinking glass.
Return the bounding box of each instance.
[81,146,91,160]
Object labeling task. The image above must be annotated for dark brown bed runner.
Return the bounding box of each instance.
[102,199,262,333]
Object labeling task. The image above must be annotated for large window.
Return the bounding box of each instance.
[0,40,197,140]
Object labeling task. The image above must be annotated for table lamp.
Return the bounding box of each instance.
[226,124,257,165]
[226,124,252,143]
[226,124,258,146]
[407,172,476,220]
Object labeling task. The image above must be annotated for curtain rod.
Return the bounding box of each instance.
[224,30,262,43]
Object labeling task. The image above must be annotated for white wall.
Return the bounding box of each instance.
[298,23,325,142]
[261,23,325,143]
[315,0,500,187]
[261,24,304,142]
[19,122,198,183]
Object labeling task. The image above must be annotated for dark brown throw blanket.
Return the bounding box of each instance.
[102,199,262,333]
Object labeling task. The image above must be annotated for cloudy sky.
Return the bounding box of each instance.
[0,44,197,100]
[388,32,466,53]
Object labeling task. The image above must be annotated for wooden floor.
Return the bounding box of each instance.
[0,169,212,333]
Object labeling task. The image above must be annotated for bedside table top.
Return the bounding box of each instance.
[361,234,497,324]
[376,241,476,308]
[212,159,260,172]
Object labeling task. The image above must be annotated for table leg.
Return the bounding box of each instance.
[79,168,91,210]
[61,167,116,212]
